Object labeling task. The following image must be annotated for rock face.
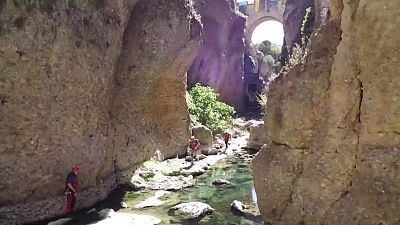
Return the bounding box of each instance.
[253,1,400,224]
[188,0,246,112]
[282,0,314,56]
[0,0,201,224]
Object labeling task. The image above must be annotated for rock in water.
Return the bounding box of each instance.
[135,190,171,209]
[98,209,116,219]
[212,179,235,187]
[231,200,246,214]
[169,202,214,218]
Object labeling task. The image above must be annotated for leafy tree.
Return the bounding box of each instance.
[187,84,235,132]
[258,40,272,56]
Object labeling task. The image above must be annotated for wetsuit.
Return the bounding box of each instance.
[65,172,78,215]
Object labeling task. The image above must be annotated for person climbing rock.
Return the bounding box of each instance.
[188,136,200,161]
[65,165,80,216]
[223,131,232,151]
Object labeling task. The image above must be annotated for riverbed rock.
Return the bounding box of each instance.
[135,190,171,209]
[212,179,235,187]
[169,202,214,218]
[254,1,400,224]
[0,0,202,224]
[90,213,161,225]
[47,218,73,225]
[231,200,247,214]
[98,209,116,219]
[247,122,269,150]
[120,202,128,209]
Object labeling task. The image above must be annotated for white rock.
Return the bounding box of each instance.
[90,213,161,225]
[47,218,73,225]
[98,208,116,219]
[170,202,214,218]
[120,202,128,208]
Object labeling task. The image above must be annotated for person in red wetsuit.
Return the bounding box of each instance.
[65,165,80,216]
[188,136,200,161]
[223,131,232,151]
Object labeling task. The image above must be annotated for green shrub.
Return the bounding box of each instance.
[256,94,268,112]
[187,84,235,132]
[301,7,314,45]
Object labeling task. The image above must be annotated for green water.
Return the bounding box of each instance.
[121,155,263,225]
[39,154,262,225]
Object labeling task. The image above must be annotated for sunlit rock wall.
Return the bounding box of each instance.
[253,0,400,224]
[0,0,201,223]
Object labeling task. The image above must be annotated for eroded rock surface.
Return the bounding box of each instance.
[0,0,201,224]
[188,0,246,112]
[253,1,400,224]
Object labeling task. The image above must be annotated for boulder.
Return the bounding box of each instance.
[191,125,213,146]
[98,209,116,219]
[212,179,235,187]
[247,122,269,150]
[169,202,214,218]
[230,200,247,214]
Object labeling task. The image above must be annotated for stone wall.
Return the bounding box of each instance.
[253,0,400,224]
[0,0,201,224]
[188,0,246,112]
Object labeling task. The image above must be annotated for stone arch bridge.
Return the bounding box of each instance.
[237,0,284,43]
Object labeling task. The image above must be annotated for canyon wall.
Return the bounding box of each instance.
[188,0,246,112]
[253,0,400,224]
[0,0,201,224]
[281,0,314,61]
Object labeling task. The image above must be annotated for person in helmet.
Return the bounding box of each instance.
[65,166,80,216]
[188,136,200,161]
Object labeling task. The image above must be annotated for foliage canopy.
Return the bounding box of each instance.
[187,84,235,132]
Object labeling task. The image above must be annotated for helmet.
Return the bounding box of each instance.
[72,165,80,173]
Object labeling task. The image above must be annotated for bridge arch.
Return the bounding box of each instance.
[239,1,284,43]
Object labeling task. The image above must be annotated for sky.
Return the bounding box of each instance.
[251,20,284,46]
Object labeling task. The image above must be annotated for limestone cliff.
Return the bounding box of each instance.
[188,0,246,112]
[253,0,400,224]
[0,0,201,224]
[281,0,314,60]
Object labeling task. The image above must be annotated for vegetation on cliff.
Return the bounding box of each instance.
[187,84,235,132]
[257,40,282,73]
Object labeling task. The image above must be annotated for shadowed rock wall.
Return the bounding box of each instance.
[253,0,400,224]
[0,0,201,224]
[188,0,246,112]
